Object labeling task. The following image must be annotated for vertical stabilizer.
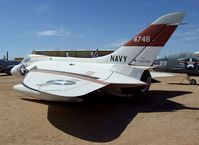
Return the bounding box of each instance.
[98,12,186,66]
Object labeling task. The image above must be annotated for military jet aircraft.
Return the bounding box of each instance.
[11,12,186,101]
[177,57,199,70]
[154,54,199,85]
[0,59,20,75]
[177,57,199,84]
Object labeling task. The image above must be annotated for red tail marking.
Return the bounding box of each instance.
[124,24,177,47]
[149,25,177,46]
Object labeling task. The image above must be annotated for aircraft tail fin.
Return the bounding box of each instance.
[98,12,186,66]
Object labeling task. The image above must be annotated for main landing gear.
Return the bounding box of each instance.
[190,79,197,85]
[186,75,197,85]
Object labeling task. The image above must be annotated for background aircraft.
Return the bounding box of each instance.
[0,59,20,75]
[177,57,199,70]
[11,12,185,101]
[154,52,199,85]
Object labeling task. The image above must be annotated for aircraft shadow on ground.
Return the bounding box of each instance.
[23,90,199,143]
[167,83,199,86]
[0,74,10,77]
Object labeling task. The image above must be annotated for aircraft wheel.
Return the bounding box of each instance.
[6,72,11,75]
[136,71,152,94]
[190,79,197,85]
[119,71,152,97]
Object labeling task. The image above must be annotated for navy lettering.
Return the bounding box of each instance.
[110,55,127,63]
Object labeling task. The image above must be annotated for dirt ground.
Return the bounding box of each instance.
[0,73,199,145]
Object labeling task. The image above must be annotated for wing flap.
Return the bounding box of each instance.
[104,72,146,85]
[23,71,108,97]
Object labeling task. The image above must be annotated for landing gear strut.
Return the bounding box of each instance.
[186,75,197,85]
[136,71,152,93]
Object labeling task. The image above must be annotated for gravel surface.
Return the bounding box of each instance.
[0,74,199,145]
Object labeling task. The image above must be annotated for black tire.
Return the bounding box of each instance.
[119,71,152,97]
[136,71,152,94]
[190,79,197,85]
[6,72,11,75]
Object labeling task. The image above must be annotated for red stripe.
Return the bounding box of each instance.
[149,25,177,46]
[124,24,177,47]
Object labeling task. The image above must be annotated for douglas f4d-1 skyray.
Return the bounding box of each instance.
[11,12,186,101]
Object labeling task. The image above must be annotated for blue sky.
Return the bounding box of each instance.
[0,0,199,59]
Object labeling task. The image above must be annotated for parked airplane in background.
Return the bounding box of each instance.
[0,59,20,75]
[177,57,199,70]
[154,53,199,85]
[194,51,199,57]
[176,56,199,85]
[11,12,185,101]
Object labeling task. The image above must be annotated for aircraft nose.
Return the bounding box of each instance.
[11,65,20,76]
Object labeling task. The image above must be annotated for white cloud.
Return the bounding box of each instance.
[176,27,199,36]
[36,30,57,36]
[184,31,192,35]
[107,39,127,48]
[182,36,198,41]
[173,27,199,42]
[36,28,72,37]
